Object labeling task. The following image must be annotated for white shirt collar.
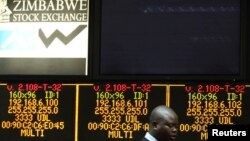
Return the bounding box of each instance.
[145,132,157,141]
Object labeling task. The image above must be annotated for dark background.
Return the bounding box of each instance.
[91,0,249,81]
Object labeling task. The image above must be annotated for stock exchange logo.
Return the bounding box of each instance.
[0,0,12,22]
[39,25,87,48]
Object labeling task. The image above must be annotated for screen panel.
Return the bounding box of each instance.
[1,82,249,141]
[170,83,250,140]
[0,0,89,76]
[94,0,247,81]
[78,83,168,140]
[0,83,76,141]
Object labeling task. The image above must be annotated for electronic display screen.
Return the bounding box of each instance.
[100,0,242,76]
[0,83,76,140]
[170,83,250,140]
[0,82,249,141]
[0,0,89,75]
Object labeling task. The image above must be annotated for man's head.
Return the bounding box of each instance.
[148,105,179,141]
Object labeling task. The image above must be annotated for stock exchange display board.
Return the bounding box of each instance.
[0,82,249,141]
[1,0,249,141]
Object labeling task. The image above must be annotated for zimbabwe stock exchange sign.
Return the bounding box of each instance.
[0,0,89,76]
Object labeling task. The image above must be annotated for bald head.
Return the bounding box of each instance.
[150,105,178,123]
